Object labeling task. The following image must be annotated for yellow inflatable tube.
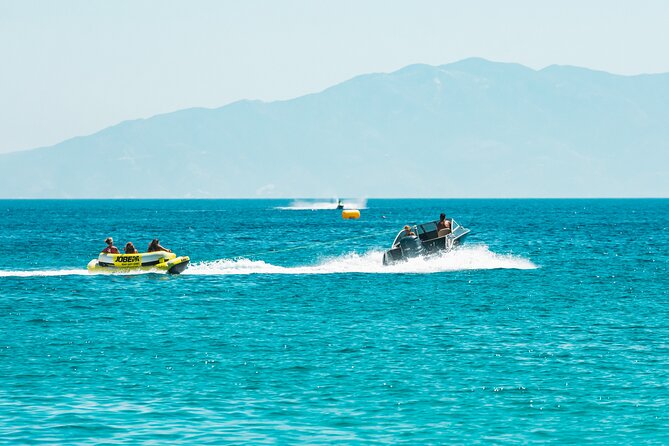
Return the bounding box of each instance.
[87,251,190,274]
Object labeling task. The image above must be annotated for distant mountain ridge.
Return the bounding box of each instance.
[1,58,668,198]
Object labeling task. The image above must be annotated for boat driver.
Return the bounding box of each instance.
[403,225,415,236]
[102,237,120,254]
[437,213,451,236]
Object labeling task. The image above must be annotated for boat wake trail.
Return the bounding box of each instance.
[0,246,537,277]
[0,268,167,278]
[185,245,538,275]
[0,269,90,278]
[275,198,367,210]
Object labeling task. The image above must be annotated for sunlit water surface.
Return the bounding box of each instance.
[0,199,667,443]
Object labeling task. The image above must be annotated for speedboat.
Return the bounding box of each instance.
[382,218,470,265]
[87,251,190,274]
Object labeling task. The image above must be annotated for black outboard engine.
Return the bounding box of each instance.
[399,235,425,258]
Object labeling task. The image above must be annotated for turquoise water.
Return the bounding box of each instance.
[1,199,667,443]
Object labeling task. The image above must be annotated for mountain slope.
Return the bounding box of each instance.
[1,58,668,198]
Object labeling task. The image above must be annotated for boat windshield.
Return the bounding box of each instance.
[449,219,471,239]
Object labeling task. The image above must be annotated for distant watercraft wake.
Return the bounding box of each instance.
[275,199,367,210]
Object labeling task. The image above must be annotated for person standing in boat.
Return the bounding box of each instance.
[147,239,172,253]
[124,242,138,254]
[102,237,120,254]
[437,213,451,236]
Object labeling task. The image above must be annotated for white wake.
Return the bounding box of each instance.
[0,246,537,278]
[275,198,368,210]
[0,268,167,278]
[0,269,90,278]
[185,245,537,275]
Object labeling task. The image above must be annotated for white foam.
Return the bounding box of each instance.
[0,269,90,278]
[0,268,163,278]
[0,246,537,278]
[185,245,538,276]
[275,198,368,210]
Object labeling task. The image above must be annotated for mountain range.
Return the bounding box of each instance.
[1,58,667,198]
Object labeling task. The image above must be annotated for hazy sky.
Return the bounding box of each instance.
[1,0,668,154]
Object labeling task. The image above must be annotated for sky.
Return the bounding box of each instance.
[1,0,668,154]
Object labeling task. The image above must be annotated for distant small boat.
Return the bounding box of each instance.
[87,251,190,274]
[382,219,470,265]
[336,200,344,209]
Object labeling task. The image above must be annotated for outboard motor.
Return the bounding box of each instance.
[399,235,425,258]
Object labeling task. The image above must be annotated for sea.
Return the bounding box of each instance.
[0,198,667,444]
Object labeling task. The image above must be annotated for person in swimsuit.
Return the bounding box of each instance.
[437,214,451,231]
[102,237,120,254]
[124,242,138,254]
[147,239,172,253]
[437,213,451,235]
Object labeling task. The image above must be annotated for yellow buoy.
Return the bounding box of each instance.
[342,209,361,219]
